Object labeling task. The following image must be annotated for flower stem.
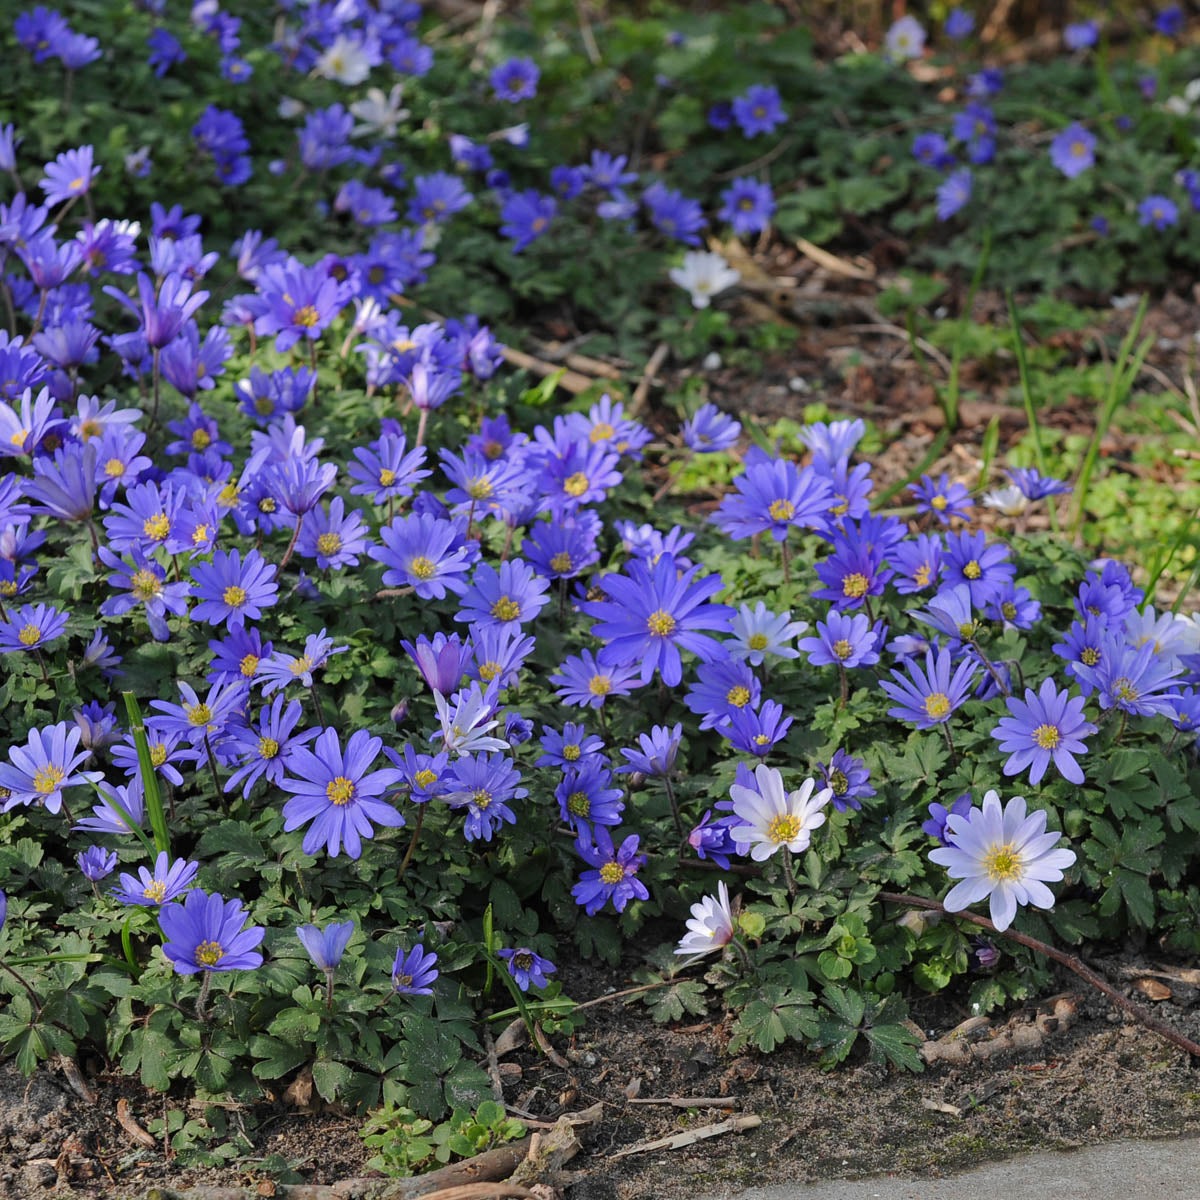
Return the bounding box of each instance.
[0,959,44,1016]
[150,348,162,430]
[780,539,791,585]
[651,450,695,503]
[781,848,797,898]
[877,891,1200,1060]
[971,640,1011,696]
[838,663,848,708]
[195,970,213,1022]
[310,678,329,729]
[203,736,229,816]
[662,775,683,836]
[278,514,304,572]
[941,720,957,761]
[324,968,335,1013]
[397,804,425,881]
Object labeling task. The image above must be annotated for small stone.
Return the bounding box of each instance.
[702,351,722,371]
[787,376,809,393]
[23,1162,56,1189]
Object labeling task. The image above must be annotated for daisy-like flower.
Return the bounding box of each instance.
[685,658,761,730]
[726,601,807,665]
[0,723,99,814]
[348,434,429,505]
[0,602,69,654]
[280,728,404,859]
[582,554,734,687]
[674,881,735,959]
[73,778,145,835]
[572,828,649,915]
[443,751,525,842]
[39,145,100,206]
[257,629,348,696]
[797,609,883,668]
[990,678,1097,785]
[555,762,625,833]
[112,852,200,907]
[190,548,279,631]
[816,749,876,812]
[729,764,831,861]
[668,250,740,309]
[350,84,409,139]
[148,680,246,746]
[402,633,471,696]
[222,696,320,798]
[1073,633,1183,718]
[710,448,833,543]
[98,547,191,643]
[434,681,510,756]
[880,647,979,730]
[929,791,1076,931]
[550,649,643,709]
[296,496,371,571]
[682,403,741,454]
[391,944,439,995]
[981,485,1029,516]
[616,723,683,777]
[942,530,1015,608]
[159,889,265,975]
[455,559,551,631]
[78,845,118,883]
[885,14,926,59]
[0,386,67,458]
[1006,468,1071,501]
[537,722,605,769]
[369,512,475,599]
[923,794,973,845]
[498,947,556,991]
[911,473,972,524]
[723,699,794,758]
[909,583,979,644]
[296,921,354,972]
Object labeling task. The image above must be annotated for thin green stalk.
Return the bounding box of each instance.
[122,693,170,856]
[976,414,1001,494]
[84,778,157,862]
[1005,289,1058,533]
[875,428,950,508]
[1141,508,1200,611]
[942,229,992,432]
[483,903,495,995]
[1071,297,1151,539]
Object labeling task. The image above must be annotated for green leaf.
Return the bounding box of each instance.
[312,1060,354,1102]
[642,979,708,1025]
[727,985,818,1054]
[864,1022,924,1073]
[250,1036,310,1081]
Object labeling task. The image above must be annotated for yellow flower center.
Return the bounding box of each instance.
[289,655,313,677]
[832,638,853,660]
[589,422,615,443]
[143,881,167,902]
[472,788,493,809]
[131,569,161,601]
[1114,677,1138,702]
[563,472,590,497]
[379,468,397,486]
[842,573,869,598]
[767,814,802,844]
[983,843,1020,882]
[258,736,280,759]
[466,478,494,499]
[187,703,214,727]
[1081,647,1100,666]
[218,482,240,506]
[931,495,948,511]
[70,175,85,191]
[293,305,321,328]
[414,768,437,788]
[191,429,211,450]
[768,498,795,521]
[192,524,210,545]
[0,581,16,596]
[830,495,849,517]
[194,939,225,967]
[316,532,342,556]
[150,743,168,766]
[409,556,435,580]
[958,621,976,639]
[80,419,102,440]
[963,560,982,580]
[18,624,41,646]
[143,512,171,541]
[748,632,769,651]
[10,429,28,448]
[588,674,611,696]
[914,565,931,587]
[646,609,676,636]
[105,457,125,478]
[567,791,590,816]
[326,776,355,805]
[727,685,752,708]
[240,653,259,677]
[1032,724,1060,750]
[478,661,501,681]
[1001,602,1017,621]
[491,596,521,622]
[599,861,625,884]
[829,769,848,794]
[33,764,65,794]
[550,551,574,573]
[563,744,581,762]
[924,692,951,719]
[222,585,247,608]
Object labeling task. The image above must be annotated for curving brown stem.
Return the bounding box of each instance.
[278,514,303,572]
[397,803,426,881]
[878,891,1200,1059]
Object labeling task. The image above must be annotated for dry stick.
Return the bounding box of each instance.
[877,892,1200,1059]
[628,341,670,416]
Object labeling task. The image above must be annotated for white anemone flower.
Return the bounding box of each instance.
[350,85,409,139]
[675,881,735,959]
[981,485,1028,517]
[884,15,927,61]
[929,791,1076,931]
[433,682,509,757]
[1165,78,1200,116]
[668,251,740,309]
[726,601,808,666]
[314,35,373,86]
[1125,604,1191,662]
[730,764,831,861]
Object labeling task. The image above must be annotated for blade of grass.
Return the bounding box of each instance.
[1171,560,1200,614]
[875,428,950,509]
[1140,510,1200,610]
[942,228,992,432]
[1071,296,1151,539]
[976,414,1000,493]
[85,777,157,861]
[482,902,494,995]
[1005,289,1058,532]
[480,948,538,1042]
[122,692,170,857]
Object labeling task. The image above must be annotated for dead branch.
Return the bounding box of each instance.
[611,1114,762,1159]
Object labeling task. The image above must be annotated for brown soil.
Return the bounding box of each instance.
[4,953,1199,1199]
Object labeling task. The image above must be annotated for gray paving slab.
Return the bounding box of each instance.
[695,1136,1200,1200]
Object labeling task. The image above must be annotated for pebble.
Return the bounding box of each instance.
[702,351,722,371]
[22,1162,56,1189]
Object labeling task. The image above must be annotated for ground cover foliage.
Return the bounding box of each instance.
[2,0,1200,1178]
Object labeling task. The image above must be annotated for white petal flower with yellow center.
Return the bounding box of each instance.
[668,251,740,309]
[730,764,831,862]
[675,881,735,959]
[929,790,1076,931]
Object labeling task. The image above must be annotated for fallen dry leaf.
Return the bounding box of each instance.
[1135,978,1173,1002]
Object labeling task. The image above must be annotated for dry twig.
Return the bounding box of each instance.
[611,1114,762,1159]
